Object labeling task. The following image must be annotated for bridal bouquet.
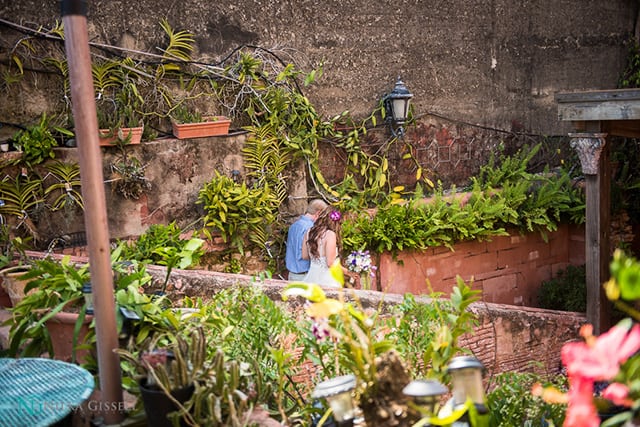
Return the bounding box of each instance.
[346,250,376,290]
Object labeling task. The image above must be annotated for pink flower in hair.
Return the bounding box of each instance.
[329,210,342,221]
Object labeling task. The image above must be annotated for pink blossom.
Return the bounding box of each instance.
[559,321,640,427]
[602,383,634,407]
[561,322,640,381]
[563,375,600,427]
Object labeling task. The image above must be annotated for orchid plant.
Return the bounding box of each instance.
[283,260,482,426]
[534,249,640,427]
[283,260,392,388]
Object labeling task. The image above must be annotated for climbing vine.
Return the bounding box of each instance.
[1,18,586,260]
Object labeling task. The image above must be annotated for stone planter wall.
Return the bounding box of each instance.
[151,266,586,378]
[378,223,585,307]
[21,251,585,380]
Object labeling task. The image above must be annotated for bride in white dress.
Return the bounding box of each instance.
[301,206,344,288]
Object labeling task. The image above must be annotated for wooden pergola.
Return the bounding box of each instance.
[556,89,640,334]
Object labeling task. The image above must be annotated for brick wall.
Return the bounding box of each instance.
[377,223,585,307]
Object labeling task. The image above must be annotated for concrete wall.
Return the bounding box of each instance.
[2,1,636,137]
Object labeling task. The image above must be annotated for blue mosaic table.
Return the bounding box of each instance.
[0,357,94,427]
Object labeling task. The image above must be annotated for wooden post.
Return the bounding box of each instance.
[62,0,124,422]
[569,132,611,334]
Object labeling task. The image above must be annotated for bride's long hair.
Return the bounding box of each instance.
[307,206,342,258]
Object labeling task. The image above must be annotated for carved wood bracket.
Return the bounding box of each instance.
[568,133,608,175]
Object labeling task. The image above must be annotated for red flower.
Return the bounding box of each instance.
[562,321,640,381]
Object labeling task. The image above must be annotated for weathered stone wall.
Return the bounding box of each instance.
[21,250,585,378]
[2,1,637,188]
[142,263,587,378]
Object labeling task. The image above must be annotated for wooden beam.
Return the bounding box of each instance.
[556,89,640,122]
[569,129,612,334]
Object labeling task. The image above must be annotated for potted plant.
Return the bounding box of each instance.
[94,64,145,147]
[115,326,209,427]
[4,251,153,364]
[0,223,32,307]
[170,104,231,139]
[0,237,32,307]
[5,256,93,362]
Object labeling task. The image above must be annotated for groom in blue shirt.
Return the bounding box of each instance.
[285,199,328,280]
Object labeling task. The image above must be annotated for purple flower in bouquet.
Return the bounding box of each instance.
[346,250,376,276]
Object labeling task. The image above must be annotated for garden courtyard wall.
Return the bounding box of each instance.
[139,264,588,378]
[4,253,585,379]
[377,223,586,306]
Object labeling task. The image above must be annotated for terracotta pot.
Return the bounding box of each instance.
[171,117,231,139]
[0,265,32,306]
[139,379,194,427]
[45,311,94,363]
[98,126,143,146]
[0,285,11,308]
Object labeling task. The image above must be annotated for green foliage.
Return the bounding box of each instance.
[342,144,585,255]
[619,41,640,88]
[119,222,202,266]
[487,369,567,427]
[93,59,146,131]
[224,258,242,274]
[11,113,57,167]
[170,104,203,124]
[389,278,481,381]
[43,160,84,211]
[197,171,278,254]
[0,174,45,240]
[205,286,303,419]
[117,223,204,293]
[342,186,511,255]
[538,264,587,312]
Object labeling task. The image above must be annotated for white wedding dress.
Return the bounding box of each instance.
[302,235,341,288]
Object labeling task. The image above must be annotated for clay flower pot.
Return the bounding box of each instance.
[98,126,144,146]
[45,310,94,363]
[171,116,231,139]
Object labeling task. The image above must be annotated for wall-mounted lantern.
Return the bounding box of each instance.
[383,76,413,137]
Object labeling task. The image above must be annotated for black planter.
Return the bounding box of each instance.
[139,379,194,427]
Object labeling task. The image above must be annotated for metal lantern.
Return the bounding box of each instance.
[384,76,413,136]
[82,282,94,315]
[311,374,357,426]
[403,379,449,415]
[447,356,488,413]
